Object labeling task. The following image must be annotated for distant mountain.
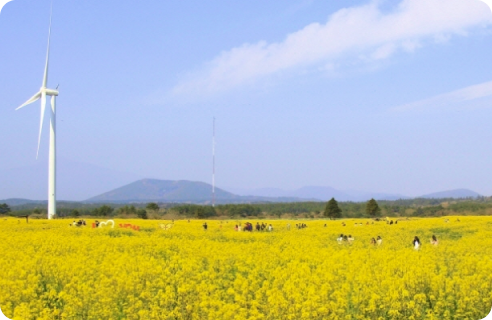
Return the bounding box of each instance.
[0,158,141,201]
[419,189,481,199]
[86,179,311,204]
[0,198,43,206]
[225,186,350,200]
[342,190,409,202]
[229,187,292,198]
[3,170,482,204]
[87,179,229,202]
[224,186,407,202]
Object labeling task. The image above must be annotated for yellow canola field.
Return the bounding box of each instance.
[0,217,491,320]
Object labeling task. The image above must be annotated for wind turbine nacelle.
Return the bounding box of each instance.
[44,89,59,96]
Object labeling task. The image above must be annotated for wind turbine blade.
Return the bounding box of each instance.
[42,3,53,88]
[15,91,41,110]
[37,92,47,159]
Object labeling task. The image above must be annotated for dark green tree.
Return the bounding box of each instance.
[71,209,80,217]
[271,209,282,218]
[366,198,381,216]
[146,202,159,211]
[93,205,113,217]
[117,205,137,215]
[137,209,148,219]
[195,207,205,218]
[413,207,424,216]
[324,198,342,219]
[0,203,11,215]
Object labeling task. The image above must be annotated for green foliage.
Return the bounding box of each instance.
[272,209,282,218]
[117,205,137,215]
[366,199,381,217]
[92,205,114,217]
[216,204,261,218]
[423,205,444,216]
[413,207,425,216]
[194,207,206,218]
[0,203,11,215]
[253,202,323,215]
[146,202,159,211]
[137,209,148,219]
[448,202,489,213]
[170,205,217,218]
[5,195,492,219]
[324,198,342,219]
[70,209,80,217]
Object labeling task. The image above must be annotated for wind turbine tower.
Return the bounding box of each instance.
[212,117,216,207]
[16,6,59,219]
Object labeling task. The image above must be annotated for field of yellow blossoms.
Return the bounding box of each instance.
[0,216,491,320]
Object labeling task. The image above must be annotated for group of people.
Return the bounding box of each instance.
[70,219,87,227]
[412,235,438,250]
[202,221,277,232]
[350,222,375,226]
[69,220,108,227]
[370,236,383,246]
[337,234,355,244]
[256,222,271,231]
[242,222,253,231]
[233,222,273,232]
[200,221,440,250]
[333,234,438,249]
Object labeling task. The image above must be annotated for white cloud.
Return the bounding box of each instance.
[0,0,13,14]
[400,40,421,53]
[170,0,492,98]
[391,80,492,112]
[371,43,397,60]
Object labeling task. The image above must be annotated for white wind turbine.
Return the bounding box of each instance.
[16,7,59,219]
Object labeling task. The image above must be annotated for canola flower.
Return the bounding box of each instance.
[0,217,491,319]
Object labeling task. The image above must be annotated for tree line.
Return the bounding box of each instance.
[2,196,492,219]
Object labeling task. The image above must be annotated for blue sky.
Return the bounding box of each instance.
[1,0,492,199]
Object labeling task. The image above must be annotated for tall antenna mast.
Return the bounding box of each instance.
[212,117,216,207]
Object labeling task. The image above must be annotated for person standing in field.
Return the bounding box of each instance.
[337,234,344,244]
[348,235,354,244]
[377,236,382,246]
[268,224,273,232]
[430,235,438,246]
[203,222,208,230]
[413,236,421,250]
[370,237,376,246]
